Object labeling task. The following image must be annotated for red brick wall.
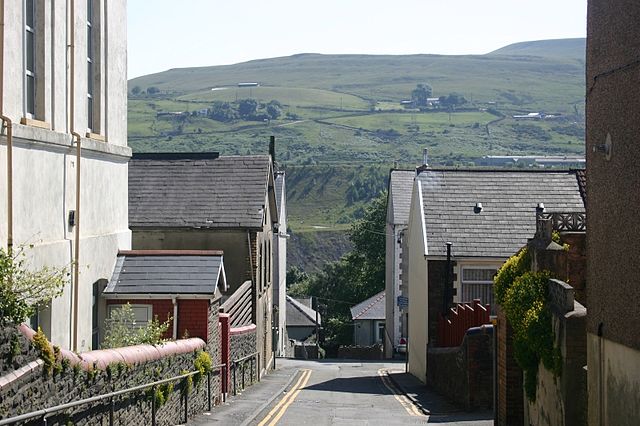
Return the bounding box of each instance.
[496,307,523,426]
[561,232,587,306]
[178,299,209,341]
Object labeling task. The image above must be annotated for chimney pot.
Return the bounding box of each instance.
[423,148,429,167]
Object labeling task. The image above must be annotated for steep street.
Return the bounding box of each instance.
[191,359,493,425]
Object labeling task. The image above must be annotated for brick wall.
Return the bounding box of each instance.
[427,325,493,410]
[0,326,223,425]
[428,260,448,345]
[178,299,209,340]
[496,307,524,426]
[560,232,587,306]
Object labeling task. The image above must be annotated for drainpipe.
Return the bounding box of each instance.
[172,298,178,339]
[0,1,12,253]
[69,0,82,351]
[1,116,12,253]
[71,132,81,351]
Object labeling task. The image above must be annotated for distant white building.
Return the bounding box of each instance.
[0,1,130,351]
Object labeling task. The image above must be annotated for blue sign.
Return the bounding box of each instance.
[397,296,408,308]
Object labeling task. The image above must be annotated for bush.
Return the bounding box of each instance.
[101,303,171,348]
[0,246,68,325]
[494,248,561,401]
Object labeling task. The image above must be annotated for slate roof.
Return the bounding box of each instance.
[350,291,385,321]
[389,170,415,225]
[575,169,587,206]
[129,154,272,229]
[417,169,585,258]
[104,250,227,296]
[286,296,321,327]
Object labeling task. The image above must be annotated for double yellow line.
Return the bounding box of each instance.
[257,369,312,426]
[378,368,427,417]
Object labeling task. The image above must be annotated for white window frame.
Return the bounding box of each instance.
[23,0,36,118]
[107,304,153,328]
[460,265,499,312]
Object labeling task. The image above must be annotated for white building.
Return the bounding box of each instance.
[0,0,130,351]
[384,169,413,358]
[273,170,288,356]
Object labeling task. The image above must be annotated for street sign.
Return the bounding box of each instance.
[397,295,408,308]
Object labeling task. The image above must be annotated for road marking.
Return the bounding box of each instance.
[378,369,427,417]
[257,369,312,426]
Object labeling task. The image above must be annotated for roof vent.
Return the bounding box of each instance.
[536,202,545,213]
[474,202,483,214]
[422,148,429,167]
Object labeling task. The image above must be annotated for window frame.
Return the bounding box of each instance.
[23,0,37,118]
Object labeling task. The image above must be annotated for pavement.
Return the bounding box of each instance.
[189,358,493,425]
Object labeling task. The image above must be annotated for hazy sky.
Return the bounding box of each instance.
[127,0,587,79]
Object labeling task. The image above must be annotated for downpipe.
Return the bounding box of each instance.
[1,115,12,253]
[71,131,81,351]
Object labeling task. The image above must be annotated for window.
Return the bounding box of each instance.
[107,304,152,328]
[461,267,498,313]
[377,321,385,343]
[87,0,95,131]
[24,0,36,117]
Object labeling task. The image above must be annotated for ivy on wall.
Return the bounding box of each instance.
[494,247,562,401]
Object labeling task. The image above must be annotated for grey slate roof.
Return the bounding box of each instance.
[286,296,321,327]
[389,170,415,225]
[104,250,226,295]
[417,169,585,258]
[350,291,385,320]
[129,154,272,229]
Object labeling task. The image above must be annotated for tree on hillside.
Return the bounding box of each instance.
[439,93,467,109]
[130,86,141,95]
[411,83,433,107]
[209,101,238,122]
[147,86,160,95]
[238,98,258,118]
[266,100,282,120]
[289,191,387,348]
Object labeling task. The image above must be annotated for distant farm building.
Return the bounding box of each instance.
[238,82,260,87]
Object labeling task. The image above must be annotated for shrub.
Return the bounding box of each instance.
[494,248,561,400]
[101,303,171,349]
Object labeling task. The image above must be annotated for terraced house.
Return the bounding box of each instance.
[128,152,280,373]
[405,168,586,382]
[0,0,130,351]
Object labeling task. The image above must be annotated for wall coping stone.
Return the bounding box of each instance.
[230,324,257,336]
[18,323,205,370]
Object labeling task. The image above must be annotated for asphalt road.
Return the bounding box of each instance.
[190,358,493,426]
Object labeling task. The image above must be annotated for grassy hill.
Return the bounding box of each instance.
[128,38,587,271]
[489,38,586,61]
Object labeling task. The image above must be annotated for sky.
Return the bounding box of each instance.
[127,0,587,79]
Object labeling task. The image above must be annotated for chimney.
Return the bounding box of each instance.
[422,148,429,167]
[269,135,276,164]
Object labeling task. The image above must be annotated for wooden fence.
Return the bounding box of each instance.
[437,299,491,347]
[220,280,252,327]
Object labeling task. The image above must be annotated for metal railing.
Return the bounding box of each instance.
[0,363,226,426]
[231,351,260,396]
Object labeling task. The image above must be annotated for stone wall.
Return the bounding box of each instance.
[525,279,587,426]
[427,325,493,410]
[337,344,383,360]
[0,326,223,425]
[229,326,258,395]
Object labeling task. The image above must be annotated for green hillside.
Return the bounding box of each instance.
[489,38,586,61]
[127,39,587,270]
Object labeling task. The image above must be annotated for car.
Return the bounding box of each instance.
[396,337,407,354]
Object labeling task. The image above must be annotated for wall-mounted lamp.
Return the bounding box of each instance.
[474,202,483,214]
